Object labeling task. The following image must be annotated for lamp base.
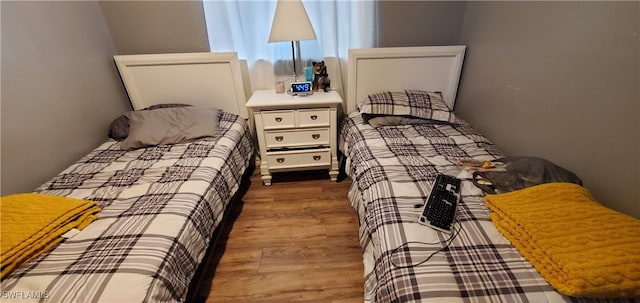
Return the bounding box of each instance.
[290,40,304,83]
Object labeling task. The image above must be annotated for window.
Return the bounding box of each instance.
[203,0,375,91]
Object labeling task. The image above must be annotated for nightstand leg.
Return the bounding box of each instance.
[261,174,272,186]
[260,162,272,186]
[329,155,339,181]
[329,169,339,182]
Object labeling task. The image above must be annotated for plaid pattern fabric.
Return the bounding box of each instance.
[1,112,254,303]
[358,90,457,123]
[339,112,635,303]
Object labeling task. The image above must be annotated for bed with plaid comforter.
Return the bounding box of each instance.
[1,112,253,303]
[339,111,635,303]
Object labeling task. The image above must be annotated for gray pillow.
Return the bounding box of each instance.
[363,114,443,127]
[120,107,220,151]
[362,114,460,127]
[108,103,192,141]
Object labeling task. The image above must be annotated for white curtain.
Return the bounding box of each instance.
[203,0,375,96]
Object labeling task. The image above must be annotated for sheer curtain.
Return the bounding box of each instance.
[202,0,375,96]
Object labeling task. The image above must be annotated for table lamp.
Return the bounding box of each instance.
[268,0,316,82]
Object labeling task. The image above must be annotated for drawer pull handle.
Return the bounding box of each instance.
[310,115,318,120]
[313,155,322,161]
[275,136,284,142]
[275,117,282,122]
[277,158,285,163]
[312,134,320,140]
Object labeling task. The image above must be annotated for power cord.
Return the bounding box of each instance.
[390,221,463,269]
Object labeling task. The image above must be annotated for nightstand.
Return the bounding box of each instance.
[246,90,342,185]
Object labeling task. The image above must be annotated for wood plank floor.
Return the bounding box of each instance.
[201,168,364,303]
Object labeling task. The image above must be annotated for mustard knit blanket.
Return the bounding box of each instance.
[485,183,640,298]
[1,193,101,278]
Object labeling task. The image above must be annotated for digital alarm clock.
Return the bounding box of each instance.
[289,81,313,96]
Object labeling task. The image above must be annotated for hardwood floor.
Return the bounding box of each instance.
[202,168,364,303]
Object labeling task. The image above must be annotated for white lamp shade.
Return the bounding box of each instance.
[268,0,316,42]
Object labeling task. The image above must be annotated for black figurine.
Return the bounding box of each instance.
[312,61,330,92]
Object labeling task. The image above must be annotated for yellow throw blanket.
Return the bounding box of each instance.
[485,183,640,298]
[1,193,101,278]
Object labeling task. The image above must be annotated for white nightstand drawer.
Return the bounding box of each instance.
[265,128,329,148]
[246,90,342,185]
[296,108,330,127]
[266,149,331,169]
[262,110,295,129]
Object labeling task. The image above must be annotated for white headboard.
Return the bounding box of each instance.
[114,52,248,119]
[346,46,466,113]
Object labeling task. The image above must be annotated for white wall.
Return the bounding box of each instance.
[1,1,131,195]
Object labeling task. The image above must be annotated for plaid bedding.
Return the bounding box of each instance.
[339,112,635,303]
[1,112,253,303]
